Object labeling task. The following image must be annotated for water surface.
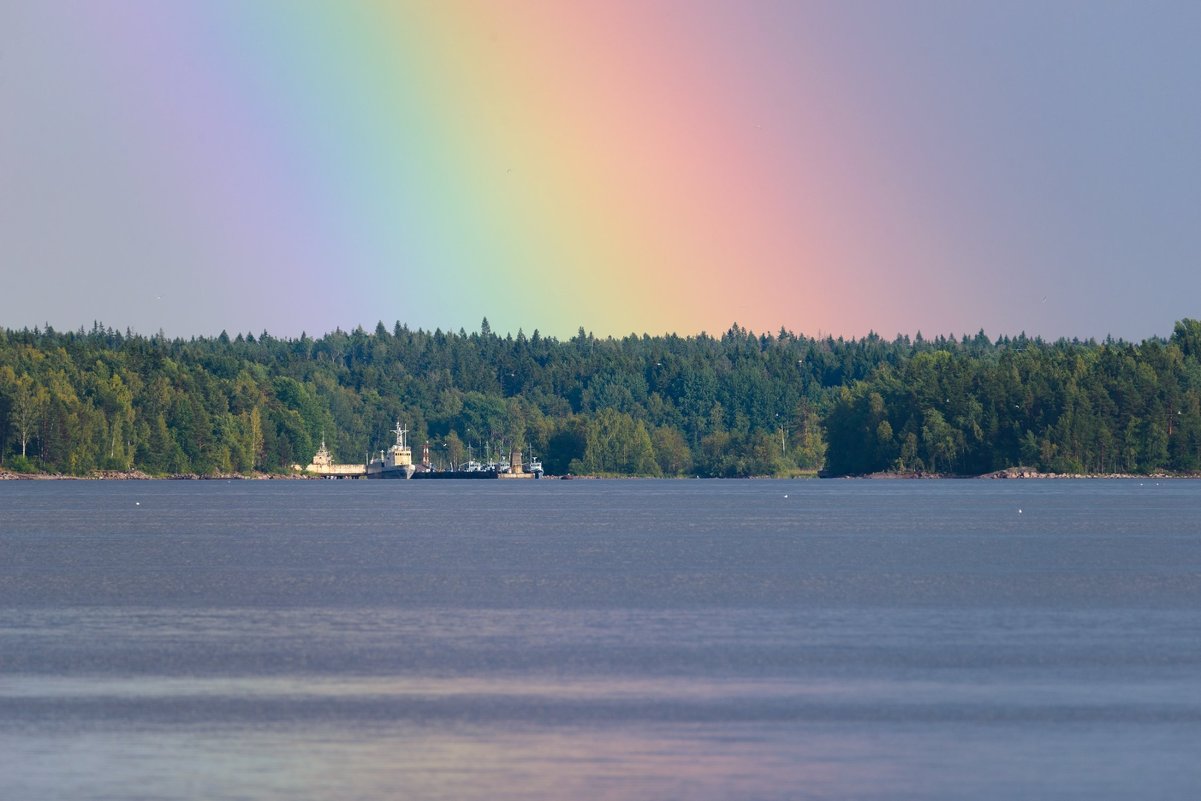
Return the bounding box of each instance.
[1,479,1199,799]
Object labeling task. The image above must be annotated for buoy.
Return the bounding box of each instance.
[1018,508,1022,514]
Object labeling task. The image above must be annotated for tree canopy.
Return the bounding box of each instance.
[2,320,1199,477]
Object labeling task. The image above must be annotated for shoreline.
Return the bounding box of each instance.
[0,469,315,481]
[856,467,1196,480]
[2,467,1198,481]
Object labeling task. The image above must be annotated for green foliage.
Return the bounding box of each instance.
[544,417,587,476]
[822,331,1201,475]
[1,320,1200,477]
[6,454,36,473]
[579,408,659,476]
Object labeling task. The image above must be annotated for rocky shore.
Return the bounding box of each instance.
[0,469,314,481]
[976,466,1187,479]
[831,466,1195,480]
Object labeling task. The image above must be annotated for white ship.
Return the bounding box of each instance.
[366,422,416,479]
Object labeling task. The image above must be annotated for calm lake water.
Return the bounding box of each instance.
[1,478,1199,800]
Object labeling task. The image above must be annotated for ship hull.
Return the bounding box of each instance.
[412,470,504,479]
[412,469,540,479]
[365,466,416,479]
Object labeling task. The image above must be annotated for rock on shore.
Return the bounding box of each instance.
[0,469,315,481]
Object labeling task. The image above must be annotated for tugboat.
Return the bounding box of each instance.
[366,422,416,479]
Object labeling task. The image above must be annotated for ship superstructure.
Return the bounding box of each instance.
[300,433,370,478]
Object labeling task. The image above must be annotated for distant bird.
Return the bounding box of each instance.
[1041,296,1047,303]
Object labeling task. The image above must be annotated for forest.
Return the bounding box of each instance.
[2,319,1201,477]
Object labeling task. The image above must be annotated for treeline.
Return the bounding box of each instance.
[1,319,1200,477]
[825,320,1201,475]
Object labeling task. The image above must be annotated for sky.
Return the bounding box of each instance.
[2,0,1199,342]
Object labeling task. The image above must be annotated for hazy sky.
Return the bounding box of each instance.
[2,1,1199,341]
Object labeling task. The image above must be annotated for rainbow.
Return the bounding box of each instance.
[10,1,1187,341]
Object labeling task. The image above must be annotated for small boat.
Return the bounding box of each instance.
[413,448,540,479]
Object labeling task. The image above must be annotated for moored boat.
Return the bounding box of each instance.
[366,422,416,479]
[413,448,540,479]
